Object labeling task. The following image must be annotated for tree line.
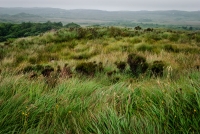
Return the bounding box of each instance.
[0,21,80,42]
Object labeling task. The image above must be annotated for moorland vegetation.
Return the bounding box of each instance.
[0,24,200,133]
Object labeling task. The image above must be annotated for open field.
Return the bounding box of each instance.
[0,26,200,133]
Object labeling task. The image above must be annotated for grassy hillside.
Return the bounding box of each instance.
[0,26,200,133]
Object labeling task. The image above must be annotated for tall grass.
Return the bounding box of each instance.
[0,71,199,133]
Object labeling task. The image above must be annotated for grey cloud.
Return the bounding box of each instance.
[0,0,199,11]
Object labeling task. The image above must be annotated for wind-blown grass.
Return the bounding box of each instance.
[0,71,199,133]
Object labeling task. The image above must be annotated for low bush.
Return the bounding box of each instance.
[149,60,165,77]
[75,62,97,75]
[127,53,148,76]
[64,22,81,28]
[108,27,122,37]
[96,62,104,72]
[41,65,54,77]
[75,61,104,75]
[115,61,126,72]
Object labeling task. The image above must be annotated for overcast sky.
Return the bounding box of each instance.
[1,0,200,11]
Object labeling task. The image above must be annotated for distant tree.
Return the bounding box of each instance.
[21,22,32,29]
[54,22,63,27]
[134,26,142,30]
[145,28,153,32]
[189,26,193,31]
[182,26,187,30]
[64,22,80,28]
[0,21,63,42]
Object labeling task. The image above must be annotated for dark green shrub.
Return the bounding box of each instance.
[115,61,126,72]
[145,28,153,32]
[107,70,117,77]
[134,26,142,30]
[75,62,97,75]
[96,62,104,72]
[29,72,38,79]
[23,65,34,73]
[194,65,200,70]
[35,64,45,72]
[64,22,81,28]
[77,28,87,39]
[127,53,148,76]
[108,27,123,37]
[41,65,54,77]
[150,61,165,77]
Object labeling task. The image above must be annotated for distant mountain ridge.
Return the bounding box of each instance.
[0,7,200,26]
[0,12,45,23]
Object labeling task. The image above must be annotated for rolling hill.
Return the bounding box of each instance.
[0,7,200,26]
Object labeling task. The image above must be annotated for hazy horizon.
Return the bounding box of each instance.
[0,7,200,12]
[0,0,200,11]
